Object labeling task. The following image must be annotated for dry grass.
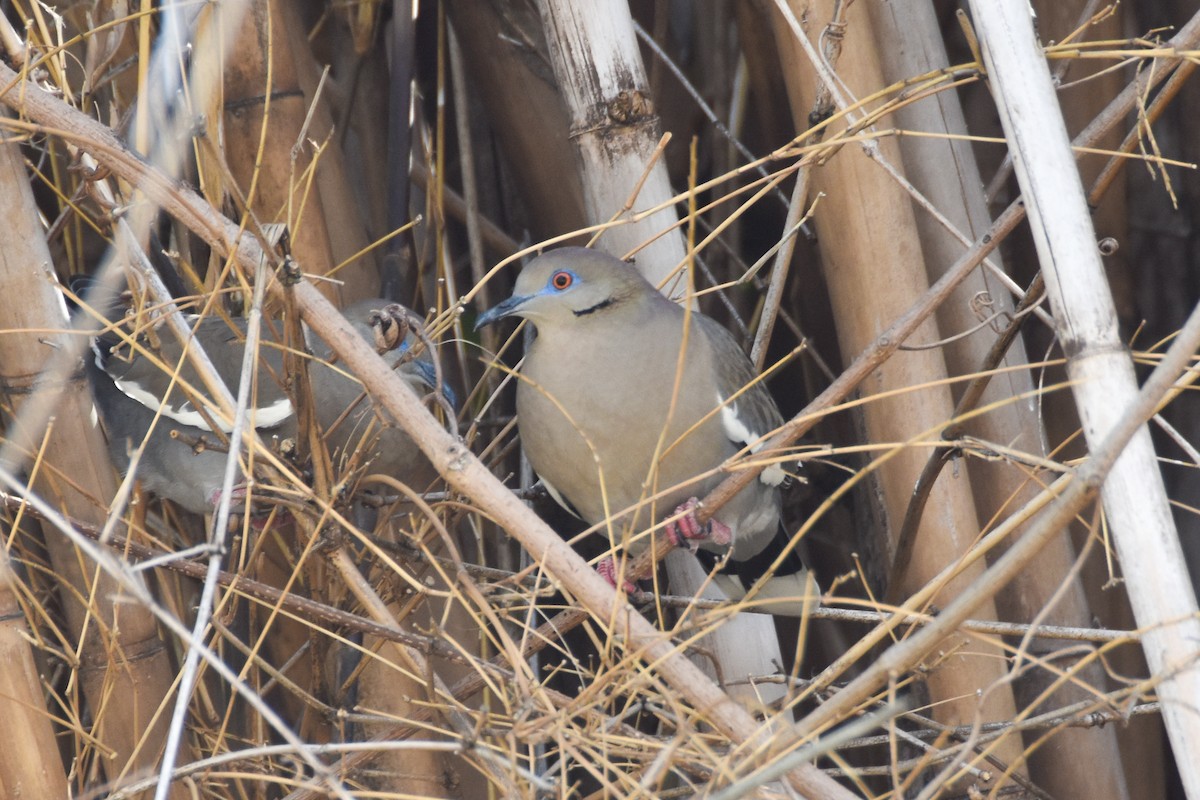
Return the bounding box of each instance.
[0,2,1195,799]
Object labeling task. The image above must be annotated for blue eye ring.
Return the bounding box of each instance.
[550,270,574,291]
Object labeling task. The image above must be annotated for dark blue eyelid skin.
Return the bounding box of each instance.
[413,358,457,409]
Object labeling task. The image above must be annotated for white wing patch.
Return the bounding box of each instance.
[112,376,294,433]
[91,319,295,433]
[541,476,583,519]
[718,393,785,487]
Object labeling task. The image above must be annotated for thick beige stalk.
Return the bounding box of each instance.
[770,0,1024,762]
[0,126,186,799]
[534,0,688,287]
[0,551,70,796]
[221,0,349,303]
[869,3,1130,796]
[444,0,586,240]
[279,2,381,302]
[969,2,1200,795]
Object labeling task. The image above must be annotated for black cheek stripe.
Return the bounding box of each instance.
[573,296,616,317]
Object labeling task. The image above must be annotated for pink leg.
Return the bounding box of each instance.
[596,556,639,594]
[206,485,248,510]
[206,485,282,530]
[664,498,732,549]
[248,507,292,532]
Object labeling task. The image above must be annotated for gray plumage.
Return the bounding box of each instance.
[477,248,810,604]
[307,299,443,489]
[86,299,443,515]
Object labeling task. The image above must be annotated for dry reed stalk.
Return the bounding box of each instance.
[222,0,342,304]
[869,2,1131,796]
[0,118,189,798]
[969,2,1200,796]
[534,0,688,287]
[0,541,71,796]
[0,3,1197,796]
[767,0,1027,771]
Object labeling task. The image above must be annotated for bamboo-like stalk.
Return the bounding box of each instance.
[534,0,688,286]
[0,121,187,800]
[0,545,70,797]
[869,2,1131,796]
[444,0,586,241]
[767,0,1026,770]
[221,0,344,303]
[279,1,381,302]
[967,2,1200,797]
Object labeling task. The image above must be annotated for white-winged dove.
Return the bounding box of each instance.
[307,298,451,490]
[476,247,813,610]
[85,297,448,516]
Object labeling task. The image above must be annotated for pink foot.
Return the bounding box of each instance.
[596,556,639,594]
[206,485,248,510]
[206,485,280,529]
[248,507,292,532]
[664,498,732,549]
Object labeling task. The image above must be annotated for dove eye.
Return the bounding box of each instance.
[550,271,574,291]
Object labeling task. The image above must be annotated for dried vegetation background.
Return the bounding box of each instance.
[0,0,1197,798]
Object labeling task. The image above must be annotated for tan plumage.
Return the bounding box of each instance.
[478,248,809,603]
